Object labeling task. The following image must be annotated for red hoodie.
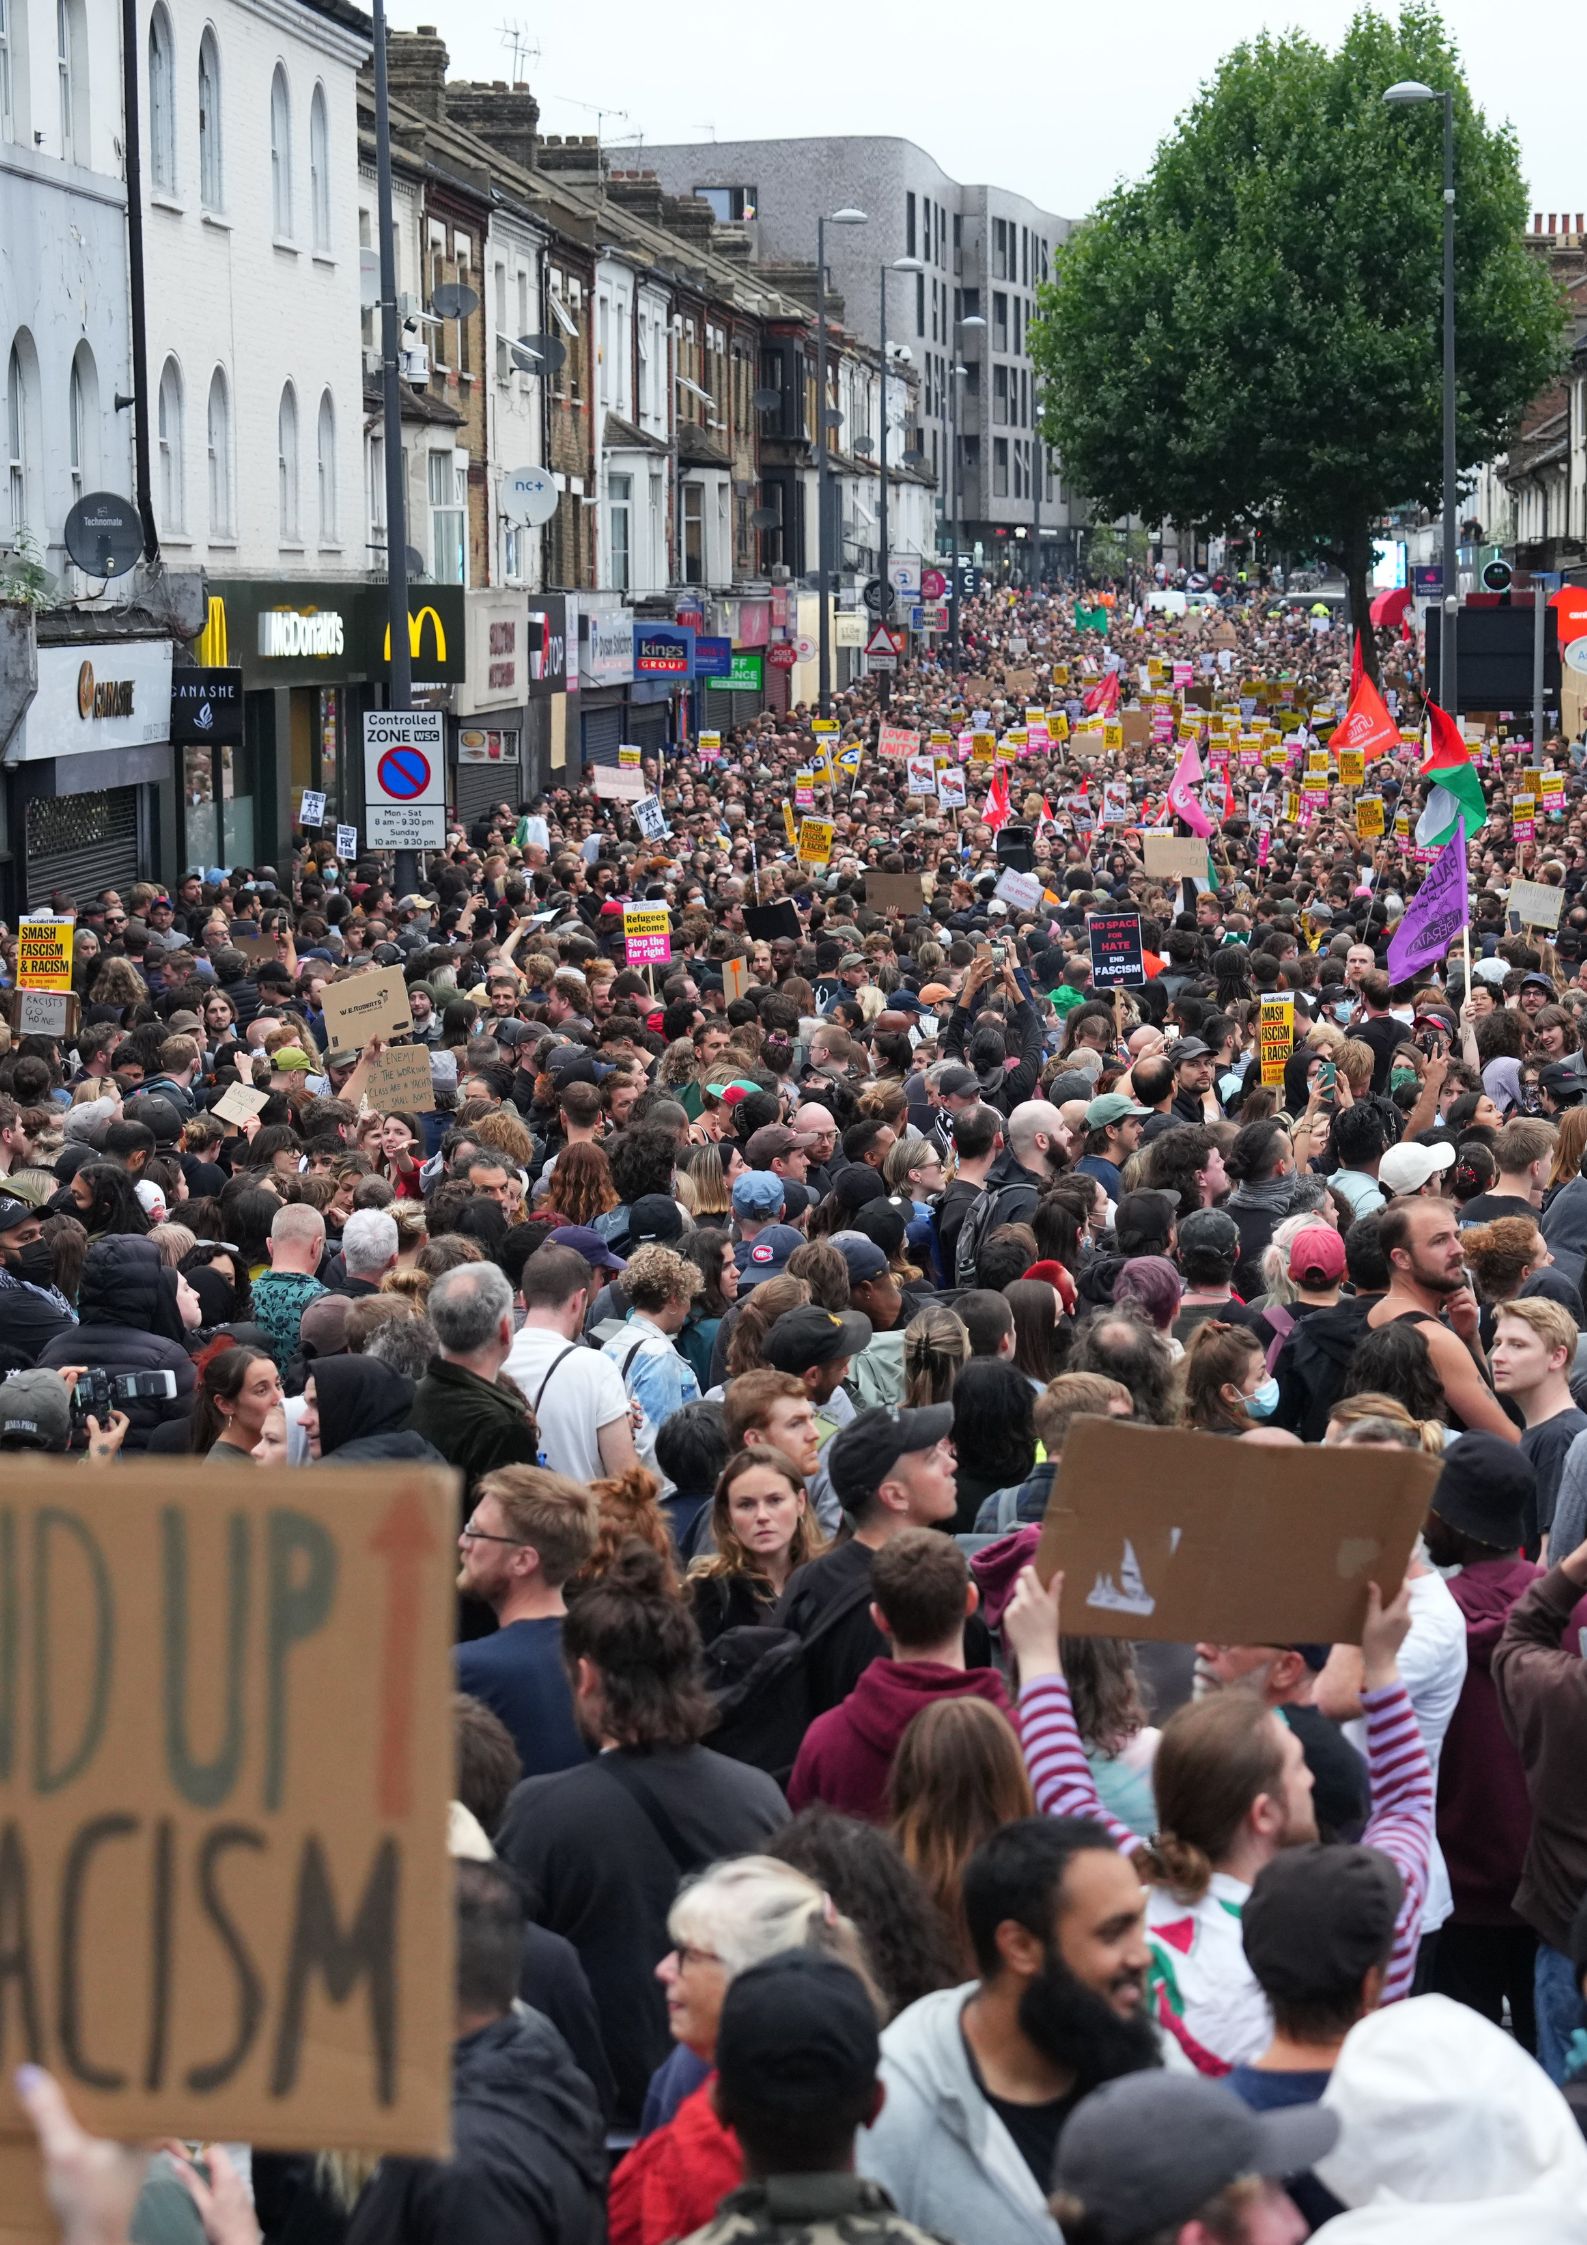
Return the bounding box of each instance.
[608,2074,742,2245]
[787,1656,1013,1820]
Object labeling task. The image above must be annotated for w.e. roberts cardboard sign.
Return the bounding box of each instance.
[1034,1419,1438,1644]
[0,1460,457,2159]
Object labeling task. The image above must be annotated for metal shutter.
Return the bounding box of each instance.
[627,705,668,756]
[455,759,515,822]
[25,786,145,909]
[581,702,623,766]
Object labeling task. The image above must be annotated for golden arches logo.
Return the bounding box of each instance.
[196,595,229,668]
[382,606,448,663]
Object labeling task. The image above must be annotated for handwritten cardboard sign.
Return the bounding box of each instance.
[0,1460,455,2156]
[212,1080,272,1127]
[1035,1419,1438,1643]
[1142,834,1209,881]
[365,1039,437,1114]
[1508,877,1564,931]
[320,966,412,1051]
[865,871,927,916]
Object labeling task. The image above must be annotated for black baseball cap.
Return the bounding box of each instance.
[761,1305,872,1375]
[827,1402,952,1514]
[714,1950,879,2115]
[1052,2072,1338,2244]
[628,1194,685,1249]
[1242,1844,1401,2012]
[0,1198,38,1234]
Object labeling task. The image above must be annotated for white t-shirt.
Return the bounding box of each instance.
[1345,1567,1467,1934]
[503,1325,630,1483]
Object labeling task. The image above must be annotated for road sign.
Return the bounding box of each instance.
[864,623,899,657]
[364,709,446,850]
[888,558,922,596]
[920,567,947,601]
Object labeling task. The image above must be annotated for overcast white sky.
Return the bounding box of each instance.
[418,0,1579,221]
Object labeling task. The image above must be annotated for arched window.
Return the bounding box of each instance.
[207,365,232,538]
[68,342,99,506]
[316,388,336,542]
[198,28,221,210]
[277,381,299,542]
[157,355,184,532]
[269,63,290,237]
[148,5,174,191]
[309,81,329,251]
[6,336,37,536]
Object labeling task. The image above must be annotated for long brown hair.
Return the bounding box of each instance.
[548,1141,619,1226]
[1181,1319,1261,1434]
[724,1275,810,1376]
[1144,1692,1287,1903]
[688,1444,826,1588]
[889,1698,1034,1972]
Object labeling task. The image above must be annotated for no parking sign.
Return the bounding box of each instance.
[364,711,445,849]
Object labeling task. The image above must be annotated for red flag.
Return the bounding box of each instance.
[1332,669,1398,761]
[1082,670,1120,718]
[983,769,1012,832]
[1351,631,1364,694]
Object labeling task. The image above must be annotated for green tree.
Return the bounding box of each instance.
[1030,2,1564,680]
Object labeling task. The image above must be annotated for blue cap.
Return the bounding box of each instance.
[546,1224,627,1274]
[732,1170,786,1218]
[734,1223,804,1288]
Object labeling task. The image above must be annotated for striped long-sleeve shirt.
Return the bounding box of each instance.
[1019,1672,1434,2066]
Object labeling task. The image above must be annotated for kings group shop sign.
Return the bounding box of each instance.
[633,624,696,677]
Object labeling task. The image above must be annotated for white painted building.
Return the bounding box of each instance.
[597,252,667,600]
[138,0,368,576]
[2,0,133,580]
[484,205,544,590]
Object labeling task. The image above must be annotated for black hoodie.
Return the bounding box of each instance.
[311,1356,444,1464]
[345,2011,607,2245]
[1272,1293,1377,1442]
[37,1234,196,1446]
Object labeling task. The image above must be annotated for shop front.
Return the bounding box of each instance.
[523,593,572,804]
[630,622,692,762]
[457,589,529,827]
[6,631,177,913]
[195,581,465,868]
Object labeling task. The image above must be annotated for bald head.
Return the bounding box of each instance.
[1007,1099,1068,1172]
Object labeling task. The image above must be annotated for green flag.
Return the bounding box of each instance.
[1076,604,1109,634]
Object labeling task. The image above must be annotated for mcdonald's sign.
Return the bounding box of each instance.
[359,586,465,685]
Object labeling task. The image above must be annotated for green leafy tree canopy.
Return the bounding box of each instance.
[1030,2,1565,666]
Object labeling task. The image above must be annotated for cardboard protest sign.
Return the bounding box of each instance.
[1087,911,1145,989]
[320,966,412,1051]
[592,764,645,802]
[213,1080,273,1127]
[1034,1419,1438,1644]
[0,1459,455,2154]
[1142,834,1209,881]
[365,1040,437,1114]
[10,989,74,1039]
[17,918,73,991]
[721,955,750,1001]
[1259,994,1294,1087]
[1119,709,1150,752]
[865,872,927,916]
[623,903,673,967]
[878,723,918,760]
[1509,878,1564,931]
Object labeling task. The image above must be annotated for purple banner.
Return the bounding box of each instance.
[1386,831,1468,984]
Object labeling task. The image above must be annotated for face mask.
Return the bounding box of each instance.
[11,1240,56,1289]
[1246,1376,1281,1421]
[1389,1068,1418,1095]
[1332,1001,1355,1023]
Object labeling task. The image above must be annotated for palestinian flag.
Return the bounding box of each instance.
[1415,700,1487,847]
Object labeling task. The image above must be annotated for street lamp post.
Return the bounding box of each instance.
[877,256,923,709]
[1384,79,1457,710]
[815,207,867,717]
[947,313,986,672]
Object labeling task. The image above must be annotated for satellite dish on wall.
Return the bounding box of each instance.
[63,491,143,579]
[852,435,876,456]
[823,408,843,429]
[501,465,561,529]
[518,333,566,375]
[753,387,781,411]
[359,247,380,308]
[430,281,480,320]
[405,545,427,578]
[751,506,779,530]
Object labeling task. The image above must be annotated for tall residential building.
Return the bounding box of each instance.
[642,135,1076,580]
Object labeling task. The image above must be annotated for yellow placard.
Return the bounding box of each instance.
[618,743,642,768]
[1102,721,1124,753]
[971,732,996,762]
[1306,750,1329,776]
[1337,749,1366,789]
[782,801,799,848]
[1522,768,1544,797]
[18,917,74,991]
[1050,711,1070,741]
[797,816,834,869]
[1259,994,1295,1087]
[1051,663,1070,686]
[1356,795,1385,840]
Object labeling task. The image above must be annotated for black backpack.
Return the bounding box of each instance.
[700,1577,875,1788]
[953,1178,1026,1289]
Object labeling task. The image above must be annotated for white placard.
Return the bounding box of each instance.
[335,824,359,861]
[298,790,326,827]
[994,869,1043,913]
[634,794,670,842]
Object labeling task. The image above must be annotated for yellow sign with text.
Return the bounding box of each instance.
[1259,994,1295,1088]
[1356,795,1385,840]
[797,817,834,869]
[1337,749,1366,789]
[17,918,74,991]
